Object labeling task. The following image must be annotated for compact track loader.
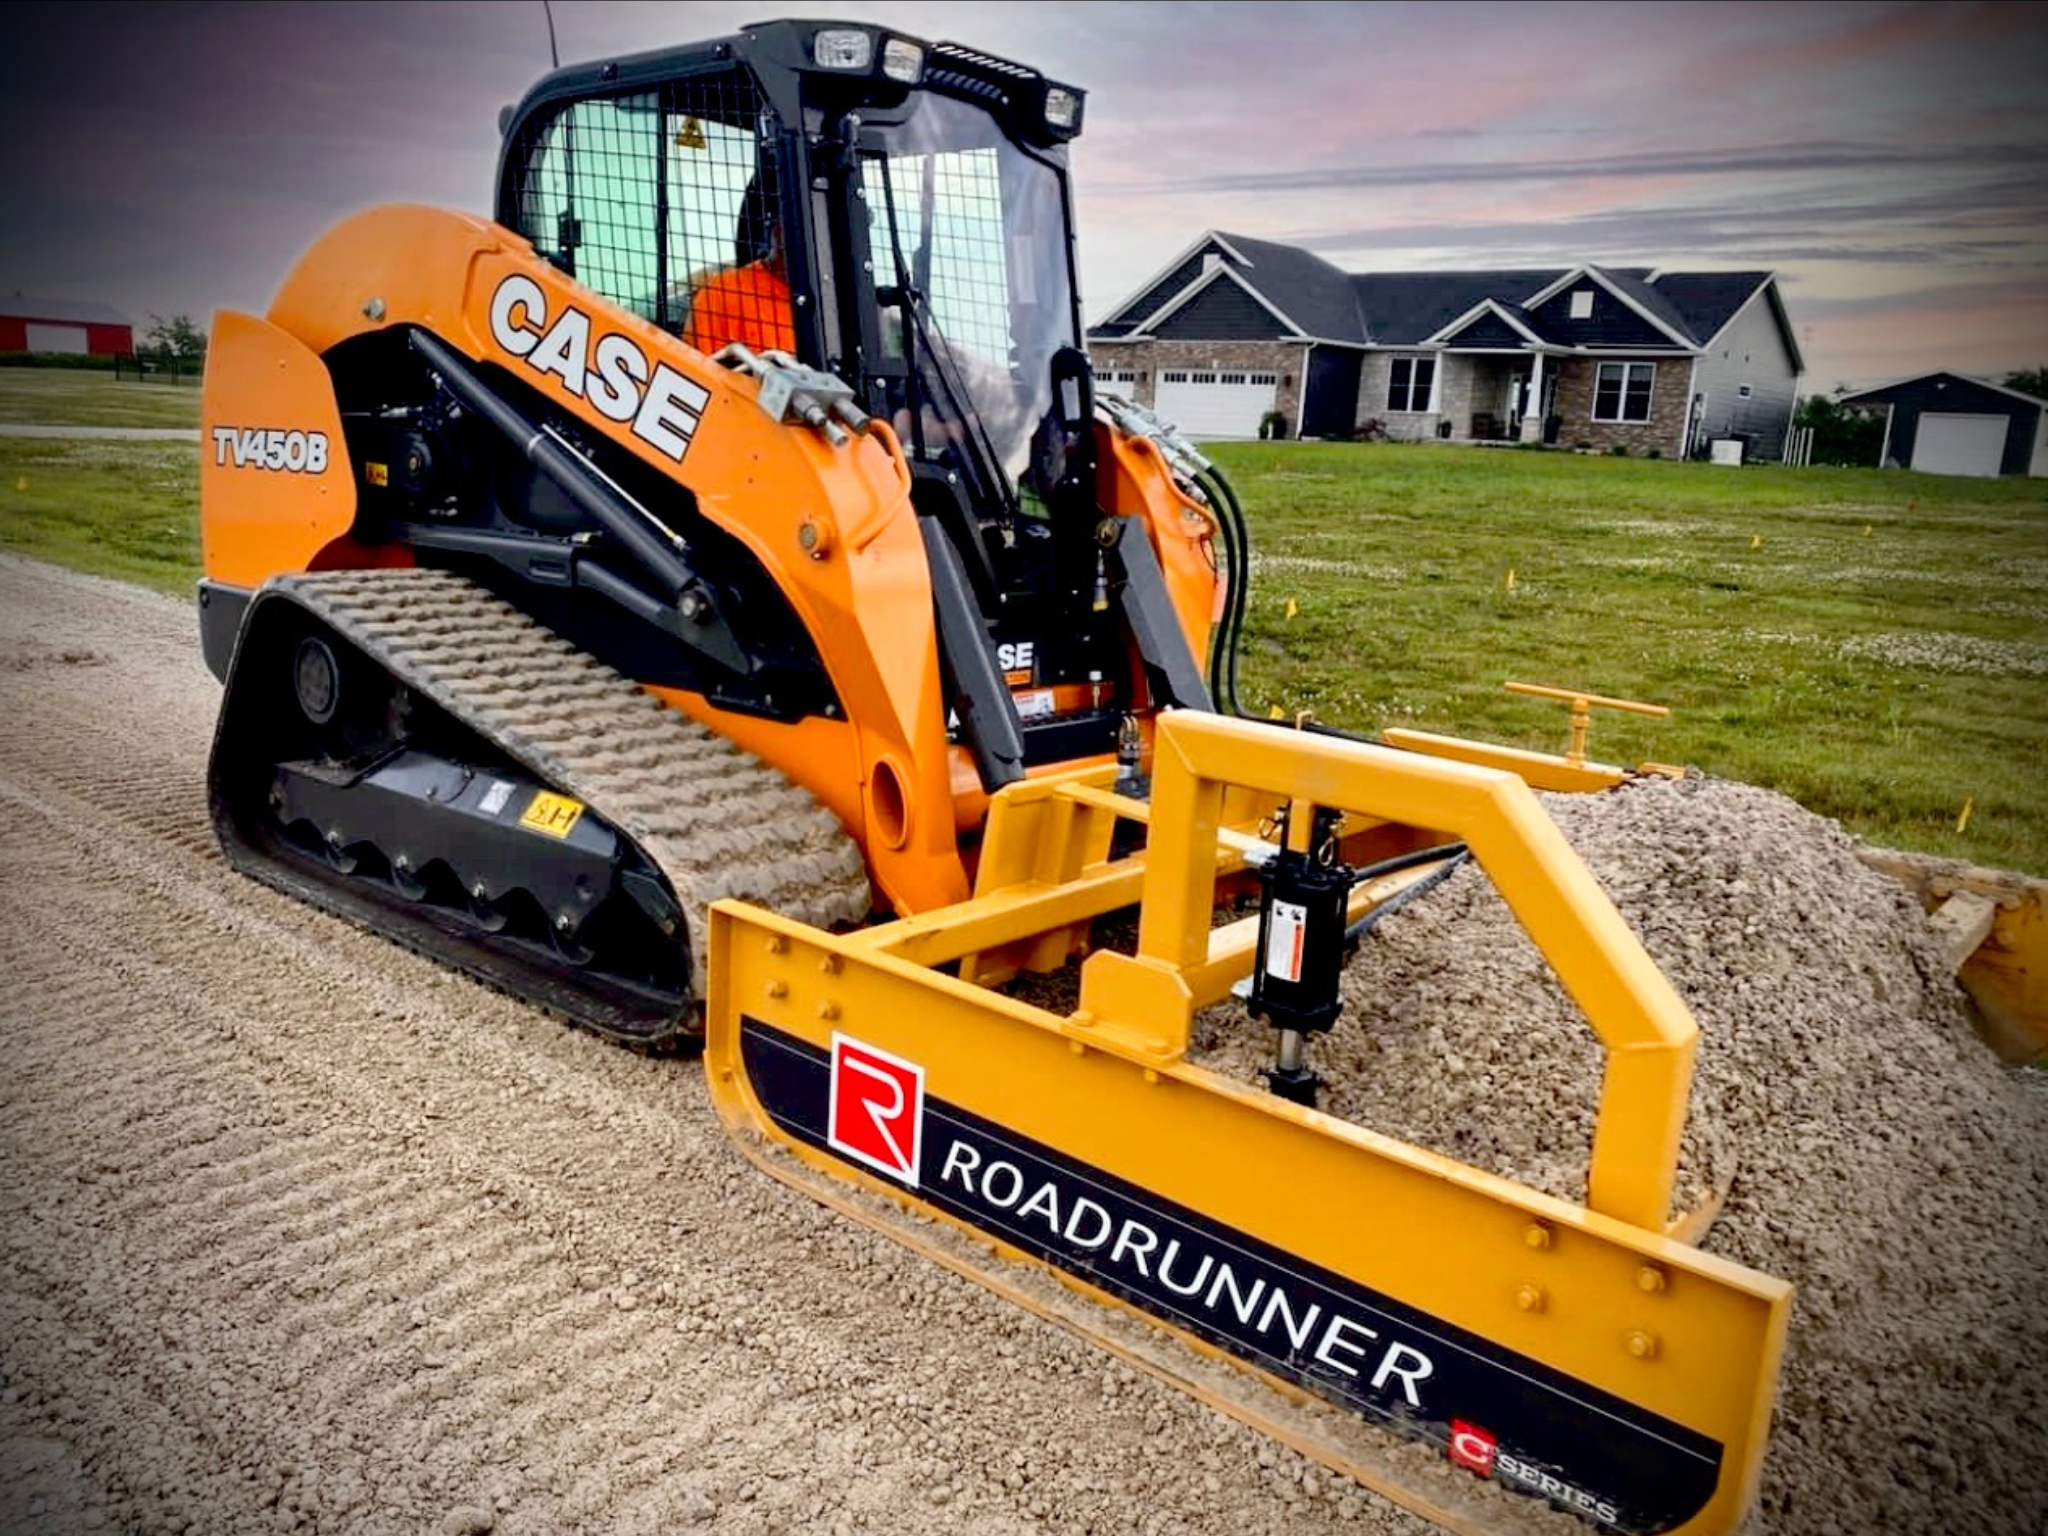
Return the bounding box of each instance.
[192,19,1905,1532]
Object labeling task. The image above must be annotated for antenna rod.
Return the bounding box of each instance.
[541,0,560,68]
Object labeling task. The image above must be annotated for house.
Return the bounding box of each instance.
[1087,231,1803,459]
[0,295,135,357]
[1836,371,2048,478]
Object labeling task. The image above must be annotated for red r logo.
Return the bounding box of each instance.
[827,1034,925,1187]
[1448,1420,1497,1477]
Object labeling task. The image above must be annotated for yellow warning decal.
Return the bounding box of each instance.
[519,789,585,839]
[365,461,389,486]
[675,116,707,150]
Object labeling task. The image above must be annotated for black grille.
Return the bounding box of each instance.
[925,41,1038,113]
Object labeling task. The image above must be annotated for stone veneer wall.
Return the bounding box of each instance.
[1084,339,1305,429]
[1357,351,1454,441]
[1550,356,1692,454]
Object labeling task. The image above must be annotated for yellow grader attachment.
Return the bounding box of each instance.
[705,712,1793,1535]
[1855,847,2048,1064]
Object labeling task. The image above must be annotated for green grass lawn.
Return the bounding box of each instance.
[0,431,2042,873]
[0,438,197,594]
[0,367,200,429]
[1208,442,2048,874]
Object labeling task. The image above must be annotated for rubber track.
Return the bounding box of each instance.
[254,568,872,1020]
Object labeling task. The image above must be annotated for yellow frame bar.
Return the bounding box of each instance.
[1080,712,1696,1232]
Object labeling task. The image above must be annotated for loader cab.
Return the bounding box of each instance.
[494,22,1122,756]
[494,19,1087,463]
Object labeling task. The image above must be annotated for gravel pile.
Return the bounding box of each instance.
[1194,775,2048,1534]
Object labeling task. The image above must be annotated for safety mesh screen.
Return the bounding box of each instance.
[872,146,1012,364]
[506,71,795,354]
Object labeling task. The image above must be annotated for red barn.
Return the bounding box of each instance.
[0,296,134,356]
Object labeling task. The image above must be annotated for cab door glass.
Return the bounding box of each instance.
[509,75,784,343]
[517,93,662,316]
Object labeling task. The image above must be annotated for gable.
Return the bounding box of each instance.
[1353,271,1567,346]
[1841,372,2046,415]
[1446,312,1529,348]
[1102,237,1243,328]
[1439,308,1537,348]
[1697,290,1798,382]
[1527,283,1687,348]
[1150,278,1294,341]
[1207,231,1366,341]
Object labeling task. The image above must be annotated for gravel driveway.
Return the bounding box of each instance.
[2,553,2041,1536]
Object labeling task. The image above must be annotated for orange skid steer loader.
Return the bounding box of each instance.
[198,19,1801,1532]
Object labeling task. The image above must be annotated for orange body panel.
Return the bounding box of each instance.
[199,311,356,587]
[1098,425,1219,664]
[207,203,1219,918]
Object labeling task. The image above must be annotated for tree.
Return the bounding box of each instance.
[2003,366,2048,400]
[1793,391,1886,467]
[145,313,207,361]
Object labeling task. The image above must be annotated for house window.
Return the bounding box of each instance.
[1593,362,1655,423]
[1570,290,1594,320]
[1387,355,1435,412]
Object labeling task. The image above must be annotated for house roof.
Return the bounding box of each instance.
[1141,260,1309,339]
[1432,298,1556,348]
[1349,270,1568,346]
[1592,266,1698,344]
[1205,230,1367,342]
[1647,271,1774,346]
[1521,265,1700,349]
[1839,370,2048,410]
[1087,232,1799,367]
[1095,230,1252,331]
[0,295,132,326]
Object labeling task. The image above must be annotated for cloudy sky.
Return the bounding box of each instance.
[3,0,2044,391]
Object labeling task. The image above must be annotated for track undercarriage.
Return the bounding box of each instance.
[207,569,872,1045]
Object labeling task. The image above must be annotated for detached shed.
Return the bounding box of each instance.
[1839,371,2048,478]
[0,296,135,357]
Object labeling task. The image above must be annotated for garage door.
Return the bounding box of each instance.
[24,323,88,354]
[1154,370,1277,439]
[1096,368,1139,403]
[1912,412,2007,477]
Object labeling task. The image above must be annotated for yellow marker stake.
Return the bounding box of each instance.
[13,476,26,492]
[1958,797,1974,834]
[1505,568,1517,592]
[1284,597,1299,621]
[1268,705,1285,720]
[1750,535,1763,550]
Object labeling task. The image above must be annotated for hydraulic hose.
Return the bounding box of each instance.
[1196,464,1253,718]
[1345,847,1471,943]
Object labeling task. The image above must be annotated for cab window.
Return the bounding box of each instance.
[507,75,786,344]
